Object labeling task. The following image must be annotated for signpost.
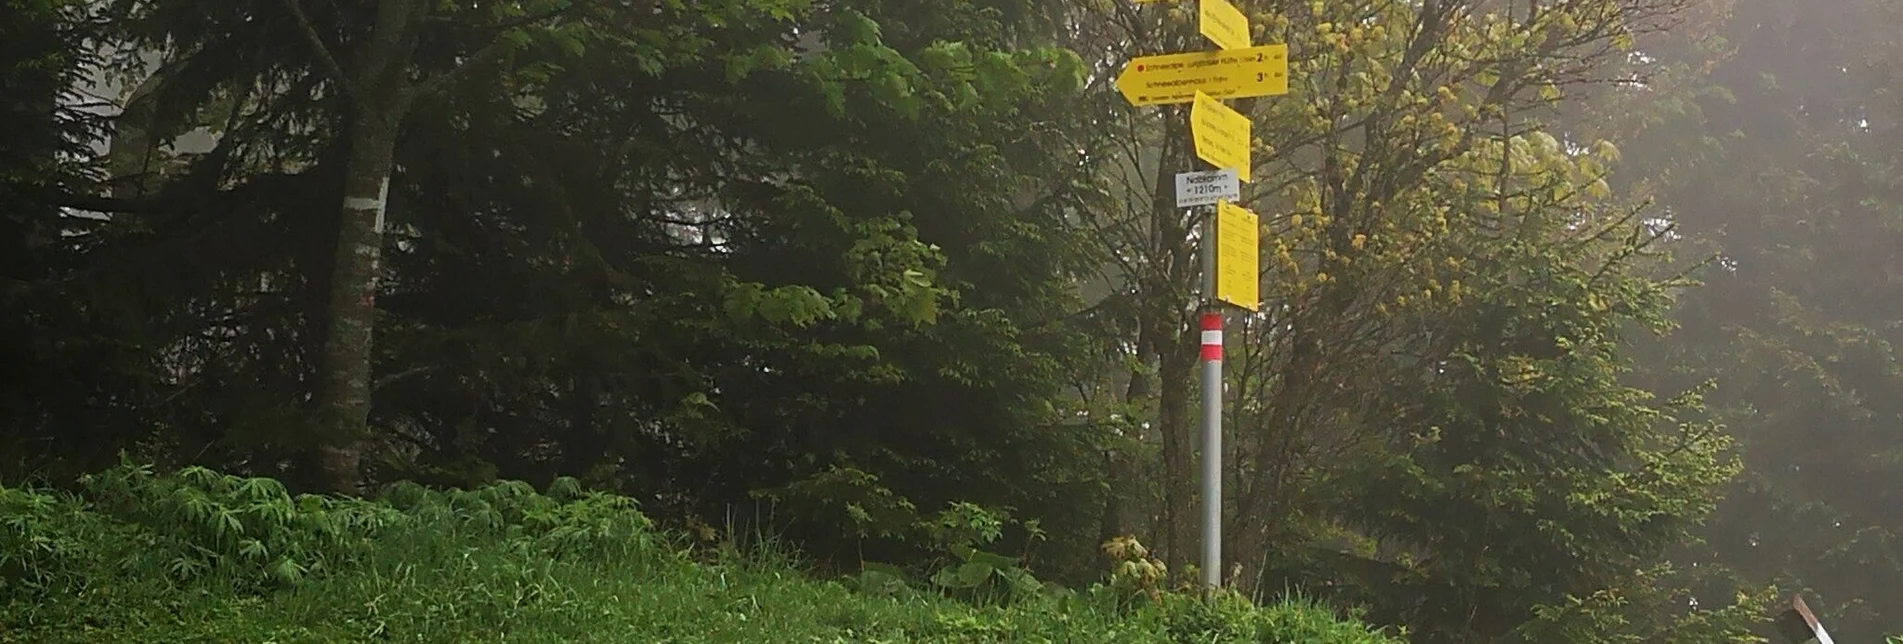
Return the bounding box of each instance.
[1191,92,1252,182]
[1199,0,1250,51]
[1776,595,1836,644]
[1126,0,1288,594]
[1114,45,1289,106]
[1213,201,1259,311]
[1175,169,1241,208]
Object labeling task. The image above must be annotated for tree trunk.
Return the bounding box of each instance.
[1156,323,1196,577]
[315,108,399,494]
[1097,450,1124,545]
[1229,290,1334,596]
[300,0,427,495]
[1144,105,1201,579]
[1100,333,1158,545]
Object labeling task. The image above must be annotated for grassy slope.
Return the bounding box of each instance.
[1,470,1397,644]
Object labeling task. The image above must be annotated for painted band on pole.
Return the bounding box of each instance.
[1200,313,1224,361]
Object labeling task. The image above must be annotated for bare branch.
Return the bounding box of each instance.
[406,2,593,102]
[375,366,436,391]
[285,0,358,99]
[405,37,514,103]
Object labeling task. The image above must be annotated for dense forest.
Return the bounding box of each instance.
[4,0,1902,641]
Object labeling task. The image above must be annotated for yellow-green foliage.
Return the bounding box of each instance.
[1,464,1398,643]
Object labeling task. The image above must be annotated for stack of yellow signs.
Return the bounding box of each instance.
[1115,0,1289,312]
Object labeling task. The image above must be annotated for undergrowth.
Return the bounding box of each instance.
[0,462,1398,643]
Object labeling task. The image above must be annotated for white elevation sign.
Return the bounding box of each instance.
[1175,169,1242,208]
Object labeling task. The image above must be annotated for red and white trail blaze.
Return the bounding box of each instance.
[1200,312,1223,362]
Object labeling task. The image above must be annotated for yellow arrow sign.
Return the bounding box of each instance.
[1191,91,1251,182]
[1115,44,1288,106]
[1200,0,1250,50]
[1214,200,1259,311]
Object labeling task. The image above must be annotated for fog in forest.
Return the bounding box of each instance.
[3,0,1899,642]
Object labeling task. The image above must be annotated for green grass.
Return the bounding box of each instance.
[1,465,1398,643]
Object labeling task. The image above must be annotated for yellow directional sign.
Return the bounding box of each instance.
[1214,200,1259,311]
[1115,44,1288,106]
[1199,0,1250,50]
[1191,91,1251,182]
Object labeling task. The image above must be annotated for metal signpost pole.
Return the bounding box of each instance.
[1130,0,1285,593]
[1198,206,1223,592]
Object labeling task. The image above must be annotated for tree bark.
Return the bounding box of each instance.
[303,0,426,494]
[314,108,399,494]
[1155,324,1196,576]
